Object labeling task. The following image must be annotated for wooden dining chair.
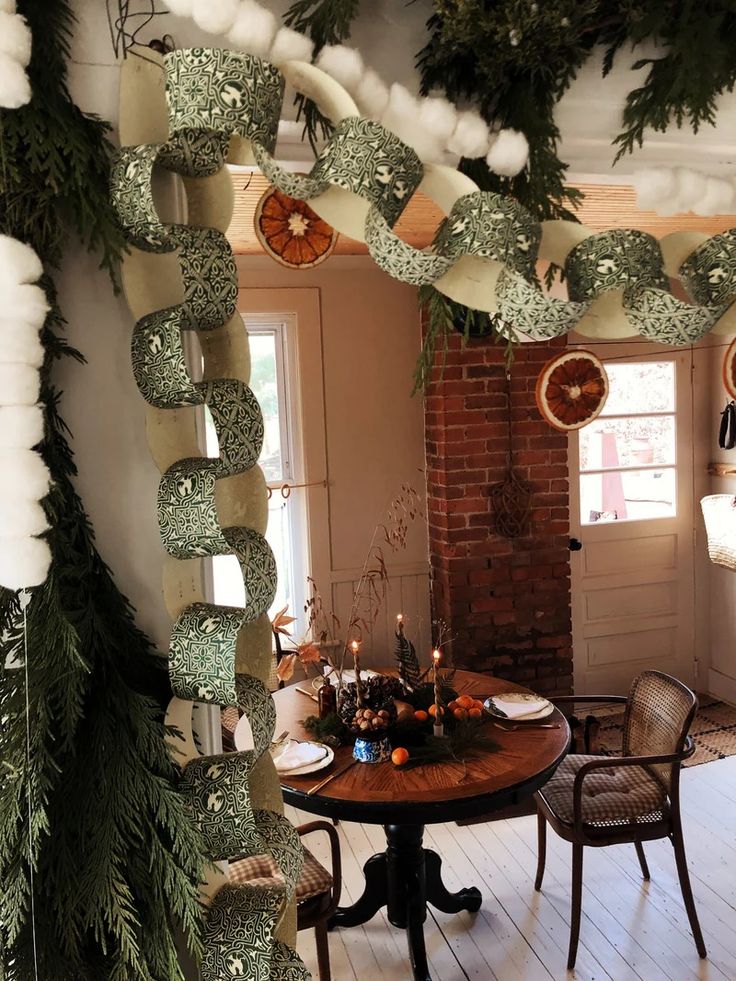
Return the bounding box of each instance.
[533,670,706,970]
[229,820,342,980]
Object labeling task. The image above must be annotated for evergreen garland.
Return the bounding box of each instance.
[0,1,204,977]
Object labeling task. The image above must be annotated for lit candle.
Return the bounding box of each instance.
[396,613,404,637]
[351,639,363,706]
[432,648,443,736]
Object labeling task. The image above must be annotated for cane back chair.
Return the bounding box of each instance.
[533,670,706,970]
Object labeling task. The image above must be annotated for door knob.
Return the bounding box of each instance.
[569,537,583,551]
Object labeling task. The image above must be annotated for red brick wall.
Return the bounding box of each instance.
[425,332,573,696]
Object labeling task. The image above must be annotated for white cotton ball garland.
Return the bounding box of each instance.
[192,0,239,35]
[0,236,50,590]
[634,166,736,216]
[268,27,314,67]
[227,0,277,56]
[315,44,364,92]
[158,0,529,174]
[0,10,31,66]
[354,67,390,119]
[486,129,530,177]
[0,9,31,108]
[447,109,491,159]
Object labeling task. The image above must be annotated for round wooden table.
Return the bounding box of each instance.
[274,670,569,981]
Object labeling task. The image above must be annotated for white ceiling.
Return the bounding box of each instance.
[74,0,736,178]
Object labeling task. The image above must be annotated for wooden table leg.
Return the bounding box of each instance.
[329,852,387,929]
[384,824,430,981]
[425,849,482,914]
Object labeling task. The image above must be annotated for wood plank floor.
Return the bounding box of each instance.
[286,755,736,980]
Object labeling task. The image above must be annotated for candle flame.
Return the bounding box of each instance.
[433,648,441,662]
[350,640,360,652]
[396,613,403,621]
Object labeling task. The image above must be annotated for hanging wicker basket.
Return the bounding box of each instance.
[701,494,736,570]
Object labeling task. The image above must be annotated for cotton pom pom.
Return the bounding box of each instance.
[0,535,51,589]
[0,12,31,67]
[486,129,529,177]
[354,67,389,119]
[447,109,491,159]
[269,27,314,66]
[227,0,277,56]
[0,498,47,537]
[418,96,457,147]
[633,167,678,211]
[0,449,50,501]
[672,167,707,213]
[0,405,43,447]
[0,322,43,367]
[0,51,30,109]
[0,364,39,405]
[1,283,49,330]
[381,84,439,159]
[191,0,239,34]
[316,44,364,93]
[160,0,194,15]
[0,235,42,286]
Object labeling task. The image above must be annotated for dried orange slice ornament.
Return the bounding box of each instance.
[723,337,736,399]
[255,186,337,268]
[536,349,609,431]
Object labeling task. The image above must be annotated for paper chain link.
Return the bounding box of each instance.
[153,47,736,345]
[110,51,312,981]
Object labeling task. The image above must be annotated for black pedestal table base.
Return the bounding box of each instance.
[329,823,482,981]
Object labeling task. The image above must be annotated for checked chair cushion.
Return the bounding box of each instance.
[538,754,668,829]
[229,848,332,903]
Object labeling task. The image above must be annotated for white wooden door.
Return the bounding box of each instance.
[570,345,695,694]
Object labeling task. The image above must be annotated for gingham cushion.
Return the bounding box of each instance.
[538,754,668,828]
[229,848,332,902]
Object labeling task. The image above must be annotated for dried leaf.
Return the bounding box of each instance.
[277,653,297,682]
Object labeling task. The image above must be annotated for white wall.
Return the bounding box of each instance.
[704,339,736,702]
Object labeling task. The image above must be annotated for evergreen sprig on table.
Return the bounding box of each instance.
[0,2,204,977]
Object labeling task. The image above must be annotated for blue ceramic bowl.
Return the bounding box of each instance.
[353,735,392,764]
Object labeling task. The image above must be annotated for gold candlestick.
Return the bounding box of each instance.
[351,639,363,707]
[432,648,444,736]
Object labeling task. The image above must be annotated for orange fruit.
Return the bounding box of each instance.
[453,707,468,721]
[255,187,337,269]
[447,700,458,712]
[536,349,609,431]
[468,707,483,719]
[391,747,409,766]
[428,704,445,717]
[472,700,485,711]
[456,695,474,710]
[414,709,428,722]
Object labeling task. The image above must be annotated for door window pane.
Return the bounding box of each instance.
[601,362,675,415]
[579,416,676,471]
[581,467,676,523]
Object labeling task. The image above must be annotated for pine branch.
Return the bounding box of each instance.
[282,0,362,148]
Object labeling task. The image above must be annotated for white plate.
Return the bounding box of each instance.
[273,741,335,777]
[484,696,555,722]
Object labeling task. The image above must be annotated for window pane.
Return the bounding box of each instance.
[579,415,675,471]
[248,332,283,482]
[601,361,675,415]
[580,468,676,524]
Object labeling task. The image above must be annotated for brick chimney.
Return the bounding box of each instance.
[425,333,573,696]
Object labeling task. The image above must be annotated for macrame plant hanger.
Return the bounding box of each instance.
[489,368,533,538]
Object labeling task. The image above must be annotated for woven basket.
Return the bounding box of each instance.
[701,494,736,570]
